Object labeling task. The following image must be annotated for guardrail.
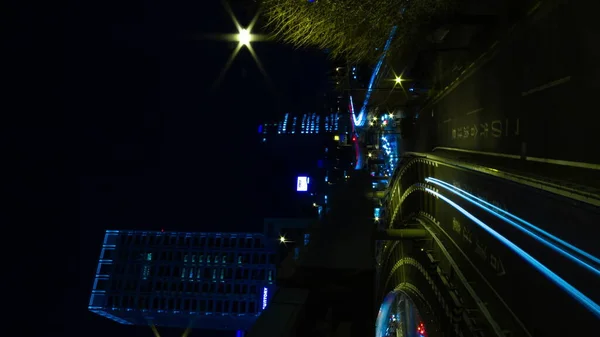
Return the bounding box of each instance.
[405,151,600,207]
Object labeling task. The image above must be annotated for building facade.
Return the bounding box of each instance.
[89,230,277,331]
[259,111,340,141]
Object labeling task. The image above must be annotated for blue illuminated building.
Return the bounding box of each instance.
[260,111,339,140]
[88,230,277,331]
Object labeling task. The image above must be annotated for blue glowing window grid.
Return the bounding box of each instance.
[88,230,277,329]
[268,111,340,136]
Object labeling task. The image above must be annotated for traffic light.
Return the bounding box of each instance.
[352,135,357,142]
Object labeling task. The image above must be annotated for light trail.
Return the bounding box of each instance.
[425,177,600,277]
[351,26,398,128]
[426,188,600,318]
[356,26,397,126]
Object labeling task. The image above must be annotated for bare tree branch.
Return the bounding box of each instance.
[261,0,455,63]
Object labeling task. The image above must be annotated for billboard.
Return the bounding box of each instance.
[296,176,309,192]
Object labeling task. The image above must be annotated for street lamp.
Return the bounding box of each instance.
[237,28,252,46]
[395,76,404,84]
[211,1,270,92]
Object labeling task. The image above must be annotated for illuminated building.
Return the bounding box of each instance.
[259,111,339,140]
[88,230,277,332]
[258,92,351,143]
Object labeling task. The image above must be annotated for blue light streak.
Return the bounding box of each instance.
[425,188,600,318]
[350,27,397,128]
[349,95,361,126]
[355,26,397,128]
[425,177,600,276]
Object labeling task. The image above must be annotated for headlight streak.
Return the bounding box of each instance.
[425,177,600,277]
[356,26,398,127]
[425,188,600,318]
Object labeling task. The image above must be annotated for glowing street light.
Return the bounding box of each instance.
[237,28,252,46]
[210,1,270,91]
[395,76,404,84]
[279,236,287,244]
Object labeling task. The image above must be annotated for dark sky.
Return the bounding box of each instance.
[5,1,329,336]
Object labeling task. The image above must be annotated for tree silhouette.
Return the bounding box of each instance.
[261,0,454,63]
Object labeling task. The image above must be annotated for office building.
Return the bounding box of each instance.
[258,92,352,143]
[259,111,339,140]
[88,230,277,331]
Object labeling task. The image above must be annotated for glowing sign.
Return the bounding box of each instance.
[262,287,268,309]
[297,176,308,192]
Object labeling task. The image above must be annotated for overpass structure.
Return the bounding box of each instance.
[377,154,600,336]
[247,153,600,337]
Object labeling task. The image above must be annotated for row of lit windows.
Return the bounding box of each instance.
[111,278,268,295]
[107,295,260,314]
[116,250,275,266]
[119,234,264,249]
[158,265,272,281]
[113,261,273,282]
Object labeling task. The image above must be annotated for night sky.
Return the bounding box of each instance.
[6,1,329,336]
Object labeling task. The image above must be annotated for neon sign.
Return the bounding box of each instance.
[297,176,308,192]
[262,287,268,309]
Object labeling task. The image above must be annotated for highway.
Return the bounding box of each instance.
[382,154,600,336]
[421,0,600,164]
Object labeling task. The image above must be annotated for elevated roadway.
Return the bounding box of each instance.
[379,153,600,336]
